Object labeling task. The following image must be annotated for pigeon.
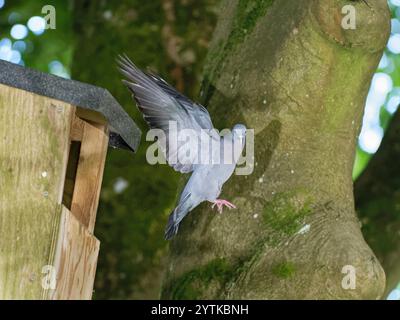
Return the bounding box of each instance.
[118,55,246,240]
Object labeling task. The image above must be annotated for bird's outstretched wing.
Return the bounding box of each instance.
[144,71,214,131]
[118,55,217,173]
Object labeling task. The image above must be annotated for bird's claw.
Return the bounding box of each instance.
[211,199,237,213]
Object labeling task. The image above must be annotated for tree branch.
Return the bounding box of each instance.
[355,109,400,297]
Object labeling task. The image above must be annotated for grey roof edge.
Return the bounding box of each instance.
[0,59,141,153]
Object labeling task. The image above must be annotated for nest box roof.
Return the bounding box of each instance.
[0,59,141,153]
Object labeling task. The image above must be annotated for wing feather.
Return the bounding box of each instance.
[118,55,218,173]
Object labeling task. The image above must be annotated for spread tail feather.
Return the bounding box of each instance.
[164,193,191,240]
[164,213,180,240]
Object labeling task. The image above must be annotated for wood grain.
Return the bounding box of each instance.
[70,115,85,142]
[0,84,73,299]
[70,121,109,233]
[47,206,100,300]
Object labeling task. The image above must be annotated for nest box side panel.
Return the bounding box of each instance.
[70,120,109,233]
[47,206,100,300]
[0,84,73,299]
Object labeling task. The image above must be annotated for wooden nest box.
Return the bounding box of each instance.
[0,60,141,299]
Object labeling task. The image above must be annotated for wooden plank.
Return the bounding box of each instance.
[70,121,109,233]
[70,115,85,141]
[0,84,73,299]
[46,206,99,300]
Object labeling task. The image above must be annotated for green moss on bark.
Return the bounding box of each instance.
[164,258,233,299]
[230,0,275,49]
[202,0,275,104]
[262,192,312,245]
[272,261,296,279]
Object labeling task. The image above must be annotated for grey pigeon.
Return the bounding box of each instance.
[118,55,246,240]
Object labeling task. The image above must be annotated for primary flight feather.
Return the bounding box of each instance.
[118,55,246,240]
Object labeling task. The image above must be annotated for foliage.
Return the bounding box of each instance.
[0,0,72,74]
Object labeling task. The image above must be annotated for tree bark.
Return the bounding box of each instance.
[162,0,390,299]
[355,109,400,297]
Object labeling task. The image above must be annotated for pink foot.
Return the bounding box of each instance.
[211,199,237,213]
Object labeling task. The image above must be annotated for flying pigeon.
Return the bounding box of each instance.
[118,55,246,240]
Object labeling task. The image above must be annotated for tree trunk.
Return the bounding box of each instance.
[355,109,400,297]
[162,0,390,299]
